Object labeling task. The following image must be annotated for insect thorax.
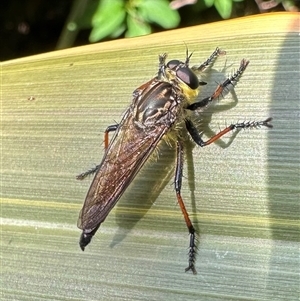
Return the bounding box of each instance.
[133,80,178,129]
[133,68,200,131]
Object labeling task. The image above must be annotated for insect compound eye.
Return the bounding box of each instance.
[166,59,182,69]
[166,59,199,89]
[176,67,199,90]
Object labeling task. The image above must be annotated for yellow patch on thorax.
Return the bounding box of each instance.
[179,82,200,105]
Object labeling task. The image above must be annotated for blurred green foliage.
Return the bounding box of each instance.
[214,0,245,19]
[89,0,180,42]
[73,0,298,43]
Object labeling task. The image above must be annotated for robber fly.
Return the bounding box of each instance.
[77,48,272,274]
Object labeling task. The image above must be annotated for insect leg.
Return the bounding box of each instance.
[76,164,100,180]
[104,124,119,149]
[187,59,249,111]
[185,118,273,147]
[175,140,197,274]
[192,47,226,73]
[76,124,119,180]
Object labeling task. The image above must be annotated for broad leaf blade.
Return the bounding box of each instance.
[1,13,299,301]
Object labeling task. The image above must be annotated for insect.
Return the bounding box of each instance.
[77,48,272,274]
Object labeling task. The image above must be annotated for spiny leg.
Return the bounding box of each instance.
[175,140,197,274]
[76,124,119,180]
[187,59,249,111]
[192,47,226,73]
[185,118,273,147]
[181,118,272,273]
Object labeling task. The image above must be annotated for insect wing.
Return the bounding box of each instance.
[78,81,171,231]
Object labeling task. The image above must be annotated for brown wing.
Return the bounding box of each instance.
[78,81,175,231]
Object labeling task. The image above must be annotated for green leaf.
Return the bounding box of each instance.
[126,14,151,37]
[203,0,215,7]
[110,23,126,38]
[214,0,232,19]
[89,0,126,42]
[139,0,180,28]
